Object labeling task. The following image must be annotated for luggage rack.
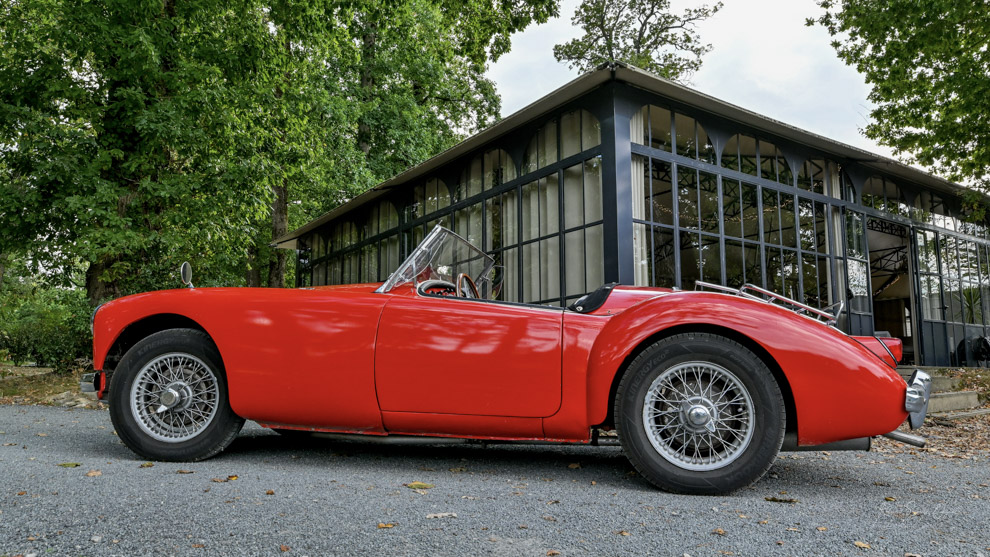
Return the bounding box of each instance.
[695,281,843,327]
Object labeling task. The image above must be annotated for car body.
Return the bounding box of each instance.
[84,226,932,494]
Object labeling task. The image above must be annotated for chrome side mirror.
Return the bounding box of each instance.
[180,261,193,288]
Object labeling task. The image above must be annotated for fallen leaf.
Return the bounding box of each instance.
[547,551,561,556]
[616,530,630,536]
[884,496,896,501]
[176,470,194,474]
[426,512,457,519]
[2,443,16,446]
[817,527,828,531]
[279,545,290,552]
[37,433,47,437]
[567,463,581,469]
[590,480,597,485]
[786,528,799,532]
[16,491,26,496]
[758,520,769,525]
[191,544,204,548]
[712,528,726,536]
[853,541,871,549]
[404,481,434,490]
[547,500,560,505]
[543,515,557,522]
[377,523,395,529]
[227,475,239,481]
[139,462,154,468]
[211,478,228,483]
[738,514,749,518]
[765,496,798,503]
[266,490,275,495]
[57,463,81,468]
[85,470,102,477]
[412,489,429,495]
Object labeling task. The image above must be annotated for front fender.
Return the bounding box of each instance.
[586,292,907,446]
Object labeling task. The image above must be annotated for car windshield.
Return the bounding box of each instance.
[376,225,496,295]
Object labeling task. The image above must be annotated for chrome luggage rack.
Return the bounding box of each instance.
[695,281,844,327]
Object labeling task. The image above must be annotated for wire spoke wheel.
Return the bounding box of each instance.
[129,352,220,443]
[642,361,754,471]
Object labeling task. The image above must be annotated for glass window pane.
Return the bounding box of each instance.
[541,173,560,237]
[563,163,584,230]
[698,123,716,165]
[650,160,674,226]
[701,234,721,284]
[760,141,777,182]
[679,231,701,290]
[722,178,742,238]
[845,210,865,260]
[585,224,604,290]
[799,198,816,252]
[561,111,581,159]
[584,158,602,223]
[848,258,870,313]
[721,134,739,172]
[632,106,647,145]
[500,247,519,302]
[456,203,483,247]
[744,242,762,287]
[654,227,676,287]
[742,183,760,241]
[674,113,697,159]
[802,252,819,307]
[678,167,699,230]
[649,106,672,152]
[766,246,783,293]
[581,110,600,151]
[542,236,560,301]
[522,241,539,303]
[725,239,744,287]
[699,171,719,234]
[543,120,558,168]
[633,223,651,287]
[763,188,780,245]
[522,180,540,241]
[565,229,585,295]
[780,193,796,248]
[782,248,799,299]
[738,135,758,176]
[777,151,793,186]
[815,202,829,253]
[632,155,648,220]
[463,157,482,199]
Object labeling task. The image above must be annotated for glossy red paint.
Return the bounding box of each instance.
[851,336,903,366]
[582,289,908,445]
[93,282,910,448]
[93,284,389,432]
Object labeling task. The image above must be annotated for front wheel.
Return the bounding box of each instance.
[109,329,244,461]
[615,333,785,494]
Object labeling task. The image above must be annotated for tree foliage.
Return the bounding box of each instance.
[553,0,722,81]
[809,0,990,211]
[0,0,557,303]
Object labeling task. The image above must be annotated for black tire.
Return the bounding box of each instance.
[109,328,244,461]
[615,333,785,495]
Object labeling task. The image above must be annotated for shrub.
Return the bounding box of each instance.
[0,287,91,373]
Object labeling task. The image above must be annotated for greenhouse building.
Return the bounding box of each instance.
[275,63,990,368]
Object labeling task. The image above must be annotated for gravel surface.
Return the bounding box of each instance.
[1,405,989,557]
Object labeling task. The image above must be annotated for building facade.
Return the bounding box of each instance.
[276,64,990,367]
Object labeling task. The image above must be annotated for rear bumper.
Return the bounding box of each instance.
[904,369,932,429]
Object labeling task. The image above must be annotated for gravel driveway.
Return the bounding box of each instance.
[1,404,988,557]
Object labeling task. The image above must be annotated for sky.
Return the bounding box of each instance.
[487,0,898,160]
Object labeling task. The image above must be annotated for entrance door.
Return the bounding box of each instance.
[866,218,918,364]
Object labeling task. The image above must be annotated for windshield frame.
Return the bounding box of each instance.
[374,225,495,294]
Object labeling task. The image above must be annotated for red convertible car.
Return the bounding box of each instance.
[84,226,932,494]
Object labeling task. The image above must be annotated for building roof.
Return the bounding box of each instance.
[275,62,974,249]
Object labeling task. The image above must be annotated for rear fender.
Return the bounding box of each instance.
[586,292,908,446]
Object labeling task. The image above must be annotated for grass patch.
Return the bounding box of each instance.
[0,364,85,404]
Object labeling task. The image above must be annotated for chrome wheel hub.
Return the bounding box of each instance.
[130,353,220,443]
[642,361,755,471]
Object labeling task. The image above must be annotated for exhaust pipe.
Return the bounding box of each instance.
[780,432,871,452]
[881,430,926,447]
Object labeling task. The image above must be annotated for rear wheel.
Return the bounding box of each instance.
[615,333,785,494]
[109,329,244,461]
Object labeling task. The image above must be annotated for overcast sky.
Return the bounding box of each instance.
[487,0,897,160]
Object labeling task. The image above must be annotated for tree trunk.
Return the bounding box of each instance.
[85,259,108,307]
[245,245,262,287]
[267,179,288,288]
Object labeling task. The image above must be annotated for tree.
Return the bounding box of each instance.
[809,0,990,214]
[553,0,722,81]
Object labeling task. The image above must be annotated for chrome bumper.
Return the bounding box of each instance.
[904,369,932,430]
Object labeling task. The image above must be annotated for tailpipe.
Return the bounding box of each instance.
[881,430,926,448]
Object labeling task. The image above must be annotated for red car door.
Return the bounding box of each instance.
[374,293,563,418]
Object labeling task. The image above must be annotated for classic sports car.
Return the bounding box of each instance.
[84,226,932,495]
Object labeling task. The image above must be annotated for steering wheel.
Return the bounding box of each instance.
[419,279,457,296]
[456,273,479,299]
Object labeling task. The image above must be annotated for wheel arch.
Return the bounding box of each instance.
[599,323,797,436]
[101,314,213,373]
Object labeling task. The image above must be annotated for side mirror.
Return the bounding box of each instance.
[180,261,193,288]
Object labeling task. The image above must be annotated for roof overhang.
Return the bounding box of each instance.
[276,62,977,249]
